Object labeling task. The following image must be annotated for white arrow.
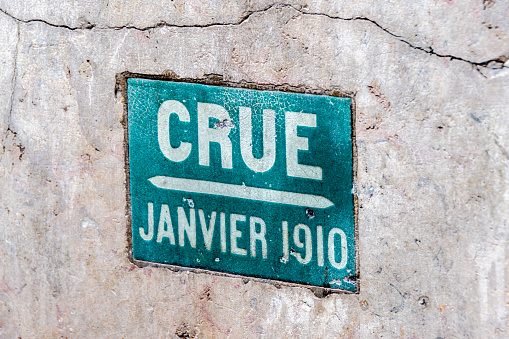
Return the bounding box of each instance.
[148,176,334,209]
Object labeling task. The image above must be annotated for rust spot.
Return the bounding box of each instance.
[78,60,93,80]
[214,119,234,129]
[387,134,403,148]
[483,0,495,9]
[365,115,382,130]
[367,84,391,111]
[175,323,197,338]
[200,286,212,301]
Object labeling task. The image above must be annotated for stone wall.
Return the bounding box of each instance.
[0,1,507,337]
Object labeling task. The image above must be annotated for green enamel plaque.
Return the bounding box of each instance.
[126,77,357,292]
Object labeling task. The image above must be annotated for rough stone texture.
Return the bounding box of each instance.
[0,1,507,338]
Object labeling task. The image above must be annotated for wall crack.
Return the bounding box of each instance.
[2,20,20,146]
[0,3,282,31]
[0,3,506,72]
[293,6,507,71]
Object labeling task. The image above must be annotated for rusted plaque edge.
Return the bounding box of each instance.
[116,71,359,296]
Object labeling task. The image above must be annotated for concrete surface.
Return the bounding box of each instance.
[0,1,507,337]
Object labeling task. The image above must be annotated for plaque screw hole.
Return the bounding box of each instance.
[418,296,429,307]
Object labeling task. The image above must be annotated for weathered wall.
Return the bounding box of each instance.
[0,1,507,337]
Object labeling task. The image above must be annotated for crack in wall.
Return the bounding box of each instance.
[0,3,282,31]
[295,6,507,71]
[2,21,20,144]
[0,3,506,72]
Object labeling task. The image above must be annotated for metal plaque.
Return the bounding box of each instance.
[125,76,357,292]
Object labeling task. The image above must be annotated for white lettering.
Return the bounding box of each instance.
[230,214,247,256]
[178,207,196,248]
[198,209,216,251]
[239,107,276,172]
[140,202,154,241]
[145,205,344,270]
[285,111,322,180]
[158,100,192,162]
[328,228,347,270]
[220,212,226,252]
[250,216,267,258]
[317,225,324,266]
[282,221,289,262]
[292,224,312,264]
[157,204,175,244]
[198,102,233,169]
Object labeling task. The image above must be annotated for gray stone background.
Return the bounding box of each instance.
[0,0,507,337]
